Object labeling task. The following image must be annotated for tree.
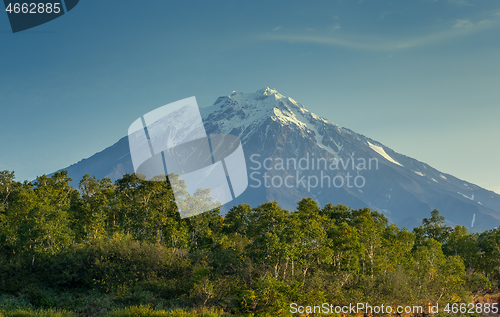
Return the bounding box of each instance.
[477,228,500,285]
[351,208,387,278]
[0,170,16,213]
[443,225,478,271]
[0,171,20,255]
[412,239,466,303]
[380,224,415,272]
[14,172,76,257]
[115,173,177,243]
[247,201,291,280]
[223,204,252,237]
[414,209,451,245]
[327,221,362,289]
[72,174,115,241]
[291,198,333,285]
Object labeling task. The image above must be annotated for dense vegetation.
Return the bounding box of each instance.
[1,170,499,316]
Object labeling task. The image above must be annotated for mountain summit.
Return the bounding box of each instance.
[205,88,333,142]
[58,88,500,230]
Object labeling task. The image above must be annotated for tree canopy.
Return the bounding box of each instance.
[0,170,499,316]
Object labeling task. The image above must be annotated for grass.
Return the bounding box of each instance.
[0,306,223,317]
[102,306,223,317]
[0,307,76,317]
[0,291,224,317]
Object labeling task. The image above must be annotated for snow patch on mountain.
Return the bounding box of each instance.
[458,192,474,201]
[367,141,403,167]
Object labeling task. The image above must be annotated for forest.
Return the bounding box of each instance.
[0,170,499,316]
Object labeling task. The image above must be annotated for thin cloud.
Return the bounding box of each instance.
[453,19,473,28]
[380,11,391,20]
[263,17,499,51]
[273,26,282,31]
[448,0,471,6]
[328,23,341,31]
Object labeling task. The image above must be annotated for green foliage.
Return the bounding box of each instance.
[1,170,500,316]
[0,308,76,317]
[102,306,222,317]
[414,209,452,245]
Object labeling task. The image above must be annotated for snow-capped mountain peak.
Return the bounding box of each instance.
[204,87,339,147]
[255,86,281,97]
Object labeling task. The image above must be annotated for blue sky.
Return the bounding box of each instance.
[0,0,499,194]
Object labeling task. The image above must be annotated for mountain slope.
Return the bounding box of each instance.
[58,88,500,230]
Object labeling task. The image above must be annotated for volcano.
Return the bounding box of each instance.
[57,88,500,230]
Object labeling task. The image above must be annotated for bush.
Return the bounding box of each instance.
[86,237,192,292]
[1,236,193,294]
